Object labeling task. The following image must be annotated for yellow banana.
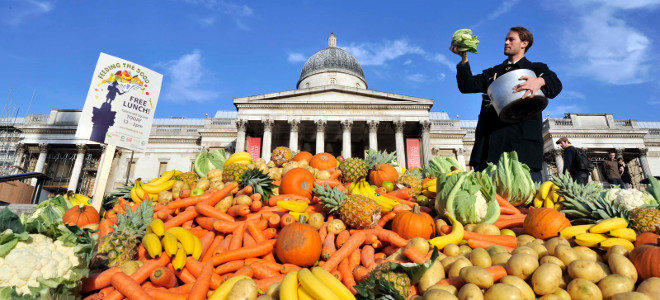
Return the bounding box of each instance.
[142,179,176,194]
[298,286,314,300]
[166,227,195,255]
[73,193,92,206]
[224,152,253,167]
[533,195,543,208]
[543,197,555,209]
[538,181,554,200]
[149,219,165,238]
[428,212,464,250]
[172,243,187,271]
[297,268,341,300]
[142,233,162,259]
[427,185,437,193]
[192,235,203,260]
[162,232,179,257]
[280,271,299,300]
[277,200,309,213]
[357,181,398,210]
[209,275,252,300]
[147,192,159,202]
[423,178,437,189]
[311,267,356,300]
[134,180,146,200]
[130,186,142,203]
[550,191,560,203]
[589,218,629,234]
[574,233,608,247]
[599,238,635,252]
[148,170,176,186]
[559,224,594,239]
[173,170,183,176]
[608,228,637,242]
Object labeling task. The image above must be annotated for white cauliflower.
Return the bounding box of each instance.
[474,190,489,222]
[605,188,657,211]
[0,234,79,296]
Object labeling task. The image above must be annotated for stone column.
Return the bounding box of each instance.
[341,119,353,158]
[261,119,273,162]
[454,148,467,171]
[315,120,326,154]
[367,120,379,151]
[421,120,432,166]
[541,159,550,182]
[639,148,652,178]
[393,120,406,169]
[31,143,49,185]
[288,119,299,152]
[235,120,248,152]
[13,143,25,173]
[67,144,87,192]
[554,148,564,175]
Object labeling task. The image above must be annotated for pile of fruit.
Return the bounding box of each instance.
[2,146,660,300]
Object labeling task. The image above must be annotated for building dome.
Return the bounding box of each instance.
[297,33,368,89]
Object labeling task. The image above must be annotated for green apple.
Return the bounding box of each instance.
[190,187,205,197]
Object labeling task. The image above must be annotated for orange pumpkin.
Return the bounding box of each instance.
[522,207,571,240]
[635,231,660,247]
[391,205,435,239]
[309,152,337,170]
[369,163,399,187]
[280,168,316,200]
[63,204,100,227]
[293,151,313,163]
[629,237,660,280]
[274,216,322,267]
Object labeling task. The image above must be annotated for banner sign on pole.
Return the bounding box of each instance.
[76,53,163,152]
[406,138,421,168]
[247,137,262,161]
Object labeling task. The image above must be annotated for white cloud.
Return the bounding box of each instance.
[403,59,413,65]
[181,0,253,30]
[156,49,220,103]
[559,1,659,85]
[341,39,424,66]
[425,53,455,70]
[438,73,447,82]
[2,0,54,26]
[648,100,660,105]
[288,53,307,63]
[406,74,425,83]
[559,90,587,100]
[545,104,582,118]
[196,16,216,27]
[471,0,521,28]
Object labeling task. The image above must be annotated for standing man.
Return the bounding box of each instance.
[618,157,632,189]
[604,150,625,188]
[450,26,562,182]
[556,137,589,184]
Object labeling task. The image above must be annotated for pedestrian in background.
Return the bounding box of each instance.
[618,157,632,189]
[604,150,625,188]
[556,137,589,184]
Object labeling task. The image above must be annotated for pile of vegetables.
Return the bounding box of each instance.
[0,196,96,299]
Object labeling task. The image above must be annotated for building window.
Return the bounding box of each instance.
[158,161,168,175]
[305,82,310,88]
[329,78,336,85]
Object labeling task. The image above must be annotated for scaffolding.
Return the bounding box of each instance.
[0,91,24,176]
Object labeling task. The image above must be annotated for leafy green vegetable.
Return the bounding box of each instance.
[194,148,227,177]
[494,151,535,207]
[647,176,660,203]
[355,275,405,300]
[426,156,463,177]
[0,207,25,233]
[452,28,479,54]
[435,171,500,224]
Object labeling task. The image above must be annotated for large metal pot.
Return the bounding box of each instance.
[487,69,548,123]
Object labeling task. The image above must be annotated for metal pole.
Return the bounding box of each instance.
[125,150,134,185]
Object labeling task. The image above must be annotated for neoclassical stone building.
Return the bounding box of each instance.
[1,34,659,199]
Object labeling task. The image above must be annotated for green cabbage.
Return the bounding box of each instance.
[194,148,227,177]
[494,152,535,207]
[426,156,463,177]
[435,170,500,224]
[452,29,479,54]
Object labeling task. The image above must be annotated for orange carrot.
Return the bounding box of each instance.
[212,220,241,233]
[338,259,357,295]
[172,268,196,284]
[187,227,209,239]
[352,265,371,282]
[388,188,413,200]
[255,274,285,292]
[329,169,342,180]
[167,283,193,294]
[271,180,281,186]
[167,193,213,210]
[305,203,325,215]
[228,222,245,250]
[262,227,277,240]
[187,261,214,300]
[243,231,257,247]
[280,213,296,227]
[436,265,507,289]
[110,272,153,300]
[319,220,329,242]
[374,252,386,261]
[331,269,343,282]
[204,182,239,206]
[130,254,171,284]
[496,194,522,214]
[184,257,222,290]
[499,206,522,215]
[245,221,266,243]
[323,231,367,271]
[163,208,199,230]
[214,260,245,275]
[251,262,280,279]
[227,204,251,217]
[250,197,263,212]
[82,267,122,293]
[361,245,375,268]
[144,288,186,300]
[496,213,527,220]
[364,228,408,248]
[403,246,427,263]
[315,178,343,188]
[364,233,378,245]
[349,248,361,271]
[467,239,515,252]
[199,231,216,259]
[493,217,526,229]
[195,202,235,222]
[83,293,102,300]
[212,240,276,266]
[231,266,254,278]
[377,212,396,228]
[97,219,115,239]
[98,286,115,298]
[181,219,193,230]
[280,263,301,274]
[436,276,463,289]
[267,213,280,228]
[322,232,336,261]
[149,267,176,288]
[261,252,277,263]
[235,185,253,197]
[335,230,351,248]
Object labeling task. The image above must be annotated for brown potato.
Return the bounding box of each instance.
[572,246,602,262]
[537,295,562,300]
[505,253,539,280]
[418,259,445,293]
[486,245,510,256]
[326,219,346,234]
[604,245,629,260]
[215,195,233,212]
[490,252,512,266]
[227,278,258,300]
[460,266,494,289]
[567,260,610,283]
[448,257,473,278]
[234,194,252,206]
[484,283,524,300]
[539,255,566,272]
[423,289,458,300]
[530,243,549,258]
[441,256,463,271]
[265,282,280,298]
[517,234,536,247]
[427,284,458,296]
[256,296,273,300]
[436,218,449,236]
[512,246,539,259]
[470,248,492,268]
[196,178,211,190]
[457,283,484,300]
[552,289,571,300]
[554,244,579,266]
[444,243,461,257]
[566,278,602,300]
[636,277,660,300]
[545,237,570,256]
[608,253,638,282]
[532,263,563,295]
[408,237,430,256]
[458,245,473,255]
[464,224,477,232]
[474,223,500,235]
[610,292,652,300]
[307,213,324,230]
[500,276,535,300]
[597,274,634,299]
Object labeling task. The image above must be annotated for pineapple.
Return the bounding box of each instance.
[179,171,198,187]
[271,146,293,167]
[365,149,397,170]
[371,263,412,299]
[629,205,660,233]
[553,173,627,224]
[397,169,423,196]
[314,184,380,229]
[92,201,154,269]
[240,168,277,202]
[338,157,368,183]
[222,163,248,183]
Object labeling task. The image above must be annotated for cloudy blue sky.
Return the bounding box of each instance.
[2,0,660,121]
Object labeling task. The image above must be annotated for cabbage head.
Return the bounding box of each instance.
[435,170,500,224]
[452,29,479,54]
